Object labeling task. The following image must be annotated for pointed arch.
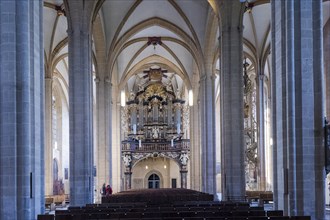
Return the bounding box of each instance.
[118,55,192,91]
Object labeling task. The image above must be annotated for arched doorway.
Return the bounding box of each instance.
[148,174,160,189]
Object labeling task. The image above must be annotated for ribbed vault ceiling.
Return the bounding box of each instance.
[43,0,330,99]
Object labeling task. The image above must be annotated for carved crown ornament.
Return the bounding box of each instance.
[147,36,162,48]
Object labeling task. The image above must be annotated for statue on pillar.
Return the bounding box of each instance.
[123,154,132,190]
[179,152,189,166]
[129,91,135,101]
[123,154,132,167]
[124,171,132,190]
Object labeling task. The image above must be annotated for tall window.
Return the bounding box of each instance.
[243,58,258,190]
[52,95,57,150]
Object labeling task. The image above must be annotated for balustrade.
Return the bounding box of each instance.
[122,139,190,152]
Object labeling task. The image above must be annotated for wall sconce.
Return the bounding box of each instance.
[121,91,126,107]
[188,90,193,106]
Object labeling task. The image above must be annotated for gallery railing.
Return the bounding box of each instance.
[122,139,190,153]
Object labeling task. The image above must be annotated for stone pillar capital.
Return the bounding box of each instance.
[67,27,91,38]
[199,74,207,83]
[80,29,90,37]
[128,103,138,109]
[105,77,111,84]
[221,24,244,35]
[45,77,53,82]
[173,102,182,109]
[94,77,100,83]
[210,74,217,80]
[66,27,73,36]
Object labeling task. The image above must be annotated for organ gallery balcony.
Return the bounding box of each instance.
[121,139,190,153]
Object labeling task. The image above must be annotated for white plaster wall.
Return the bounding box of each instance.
[169,159,181,188]
[131,157,180,189]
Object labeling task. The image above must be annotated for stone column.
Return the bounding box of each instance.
[200,74,216,197]
[174,102,182,134]
[0,0,44,219]
[95,77,111,201]
[180,170,188,189]
[190,79,201,191]
[271,1,324,219]
[105,78,113,188]
[93,14,112,199]
[124,171,132,190]
[219,1,246,201]
[257,74,266,191]
[45,78,53,196]
[64,0,96,206]
[325,19,330,119]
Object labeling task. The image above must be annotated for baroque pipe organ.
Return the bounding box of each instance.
[126,84,185,142]
[121,68,190,190]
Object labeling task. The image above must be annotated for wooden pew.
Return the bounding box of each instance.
[259,192,273,204]
[37,214,54,220]
[290,216,311,220]
[245,191,273,206]
[267,210,284,217]
[45,194,69,206]
[45,197,54,208]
